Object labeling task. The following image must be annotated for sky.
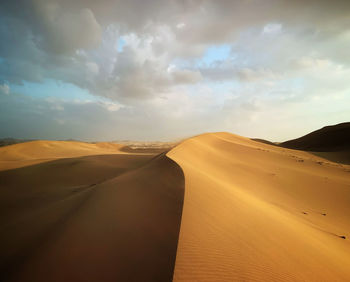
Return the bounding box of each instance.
[0,0,350,141]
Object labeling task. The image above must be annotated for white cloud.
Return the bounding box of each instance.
[0,84,10,95]
[100,101,123,112]
[263,23,283,35]
[86,62,99,75]
[176,22,185,29]
[50,104,64,111]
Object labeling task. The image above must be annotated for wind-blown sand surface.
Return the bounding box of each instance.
[167,132,350,281]
[1,132,350,281]
[0,141,184,281]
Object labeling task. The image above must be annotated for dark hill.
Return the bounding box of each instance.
[280,122,350,152]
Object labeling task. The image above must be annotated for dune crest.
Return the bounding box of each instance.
[167,132,350,281]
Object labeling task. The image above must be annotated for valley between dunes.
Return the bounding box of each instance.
[1,132,350,281]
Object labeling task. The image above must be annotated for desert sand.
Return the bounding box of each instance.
[0,141,184,281]
[1,131,350,281]
[0,140,126,171]
[167,132,350,281]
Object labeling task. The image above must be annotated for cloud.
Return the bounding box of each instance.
[169,68,202,84]
[262,23,283,35]
[0,90,221,140]
[0,0,350,140]
[2,0,349,100]
[0,84,10,95]
[2,1,102,54]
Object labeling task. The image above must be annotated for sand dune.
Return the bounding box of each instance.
[281,122,350,152]
[167,132,350,281]
[7,154,184,282]
[252,122,350,165]
[0,143,184,281]
[0,140,125,171]
[1,131,350,281]
[0,153,154,280]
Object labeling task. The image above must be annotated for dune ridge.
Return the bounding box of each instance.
[167,132,350,281]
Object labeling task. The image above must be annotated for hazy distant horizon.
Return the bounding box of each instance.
[2,121,349,144]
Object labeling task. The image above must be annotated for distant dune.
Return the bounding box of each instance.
[0,140,177,170]
[1,128,350,281]
[280,122,350,164]
[119,141,178,154]
[281,122,350,151]
[0,138,34,148]
[0,140,126,171]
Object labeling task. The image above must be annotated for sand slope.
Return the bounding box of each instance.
[168,132,350,281]
[2,132,350,281]
[8,153,184,282]
[0,143,184,281]
[0,153,154,280]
